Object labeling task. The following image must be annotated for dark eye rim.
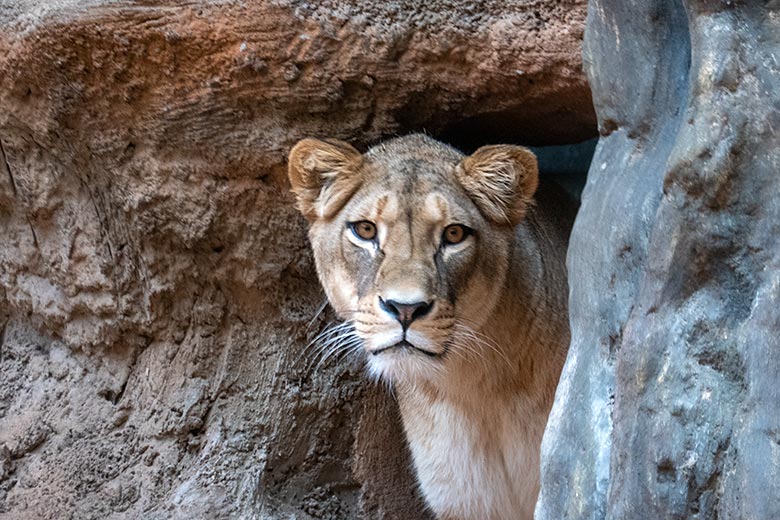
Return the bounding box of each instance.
[347,220,378,241]
[442,224,474,246]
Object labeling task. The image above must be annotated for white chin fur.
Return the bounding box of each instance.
[367,351,436,384]
[365,343,443,385]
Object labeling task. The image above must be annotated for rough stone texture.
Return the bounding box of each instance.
[0,1,594,518]
[538,1,780,519]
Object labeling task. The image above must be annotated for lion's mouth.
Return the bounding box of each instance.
[371,339,440,357]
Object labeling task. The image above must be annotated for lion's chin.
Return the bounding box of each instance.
[364,338,445,384]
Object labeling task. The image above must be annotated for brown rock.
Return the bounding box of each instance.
[0,1,594,518]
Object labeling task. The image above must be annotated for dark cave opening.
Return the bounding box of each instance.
[380,88,599,200]
[391,105,599,201]
[527,138,597,199]
[433,128,597,201]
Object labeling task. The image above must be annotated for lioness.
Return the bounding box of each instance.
[288,134,573,520]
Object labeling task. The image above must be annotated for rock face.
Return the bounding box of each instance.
[538,1,780,519]
[0,1,594,518]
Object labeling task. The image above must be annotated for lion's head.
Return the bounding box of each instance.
[288,134,538,383]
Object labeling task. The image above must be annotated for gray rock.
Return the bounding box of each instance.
[538,1,780,518]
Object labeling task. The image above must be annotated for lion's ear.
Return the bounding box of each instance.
[288,138,364,221]
[456,145,539,226]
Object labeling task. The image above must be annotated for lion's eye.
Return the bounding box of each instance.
[350,221,377,241]
[442,224,471,245]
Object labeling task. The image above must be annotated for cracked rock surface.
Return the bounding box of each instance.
[0,1,594,518]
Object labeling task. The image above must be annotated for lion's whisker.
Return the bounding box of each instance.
[306,298,330,331]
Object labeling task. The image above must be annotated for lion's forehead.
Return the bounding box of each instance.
[358,191,452,224]
[351,164,476,222]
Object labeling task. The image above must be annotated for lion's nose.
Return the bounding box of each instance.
[379,297,433,330]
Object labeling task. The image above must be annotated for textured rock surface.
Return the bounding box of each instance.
[0,1,594,518]
[538,1,780,518]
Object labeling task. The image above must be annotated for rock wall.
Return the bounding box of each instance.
[0,1,594,518]
[538,1,780,518]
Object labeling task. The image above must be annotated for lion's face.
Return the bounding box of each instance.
[308,166,515,382]
[288,135,538,383]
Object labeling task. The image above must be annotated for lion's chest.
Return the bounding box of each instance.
[399,393,541,520]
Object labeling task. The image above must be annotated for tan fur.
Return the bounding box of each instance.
[456,144,539,225]
[288,138,364,220]
[288,134,572,520]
